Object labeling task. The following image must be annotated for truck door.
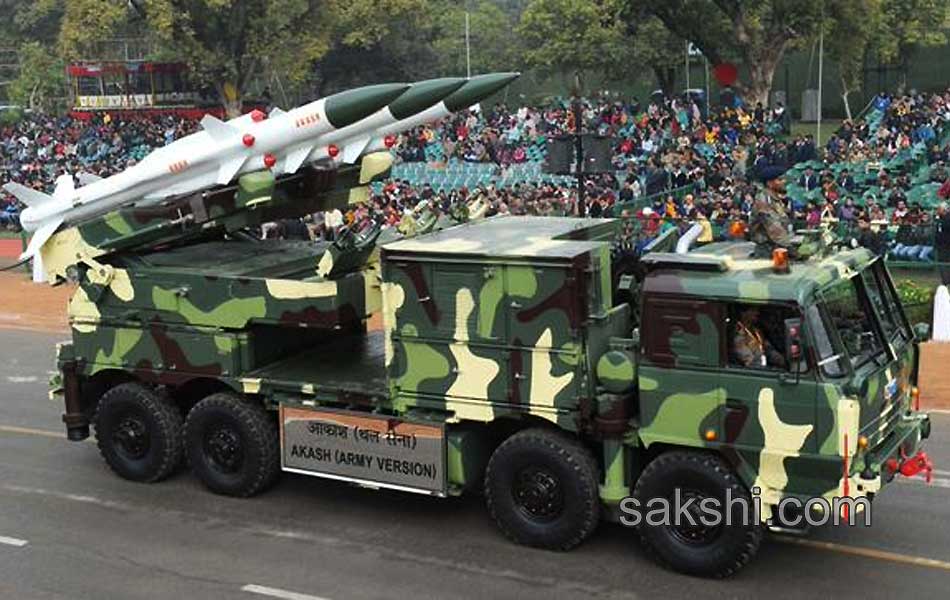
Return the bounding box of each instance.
[637,296,725,448]
[719,302,823,497]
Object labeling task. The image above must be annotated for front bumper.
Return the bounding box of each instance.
[862,411,932,486]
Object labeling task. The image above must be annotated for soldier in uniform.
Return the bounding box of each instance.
[733,306,786,369]
[748,166,792,257]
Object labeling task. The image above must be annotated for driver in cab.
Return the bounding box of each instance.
[733,306,786,369]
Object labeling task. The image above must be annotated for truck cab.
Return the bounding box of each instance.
[636,243,931,521]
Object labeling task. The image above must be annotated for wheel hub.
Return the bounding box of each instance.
[113,416,150,459]
[513,467,564,522]
[669,489,723,545]
[204,427,243,473]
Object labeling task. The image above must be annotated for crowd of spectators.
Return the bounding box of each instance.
[0,113,198,227]
[4,87,950,266]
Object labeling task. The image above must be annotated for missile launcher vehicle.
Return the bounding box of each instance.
[40,80,933,579]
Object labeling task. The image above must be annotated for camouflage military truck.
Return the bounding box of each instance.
[46,163,933,577]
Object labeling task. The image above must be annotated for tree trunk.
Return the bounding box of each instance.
[738,59,777,107]
[29,83,40,112]
[654,67,676,97]
[216,81,242,118]
[841,76,853,121]
[735,39,788,108]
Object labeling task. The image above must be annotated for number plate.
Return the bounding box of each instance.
[280,406,446,496]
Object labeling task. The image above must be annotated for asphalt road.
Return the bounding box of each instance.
[1,329,949,600]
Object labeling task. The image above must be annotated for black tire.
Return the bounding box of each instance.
[484,428,600,551]
[184,393,280,497]
[632,451,763,578]
[94,382,184,483]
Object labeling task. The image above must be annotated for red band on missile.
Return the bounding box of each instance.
[263,154,277,168]
[250,110,266,122]
[242,134,255,147]
[168,160,189,174]
[384,135,397,148]
[327,144,340,158]
[294,113,321,128]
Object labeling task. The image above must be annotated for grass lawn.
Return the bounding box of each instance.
[790,119,843,147]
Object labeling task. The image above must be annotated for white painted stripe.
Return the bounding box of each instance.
[5,376,38,383]
[241,584,331,600]
[0,425,69,440]
[898,476,950,489]
[928,409,950,415]
[0,535,28,547]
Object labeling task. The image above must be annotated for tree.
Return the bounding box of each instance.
[59,0,428,117]
[517,0,631,93]
[0,0,64,45]
[873,0,948,91]
[825,0,882,120]
[431,0,520,77]
[627,0,824,106]
[8,42,65,111]
[310,8,438,98]
[625,16,686,96]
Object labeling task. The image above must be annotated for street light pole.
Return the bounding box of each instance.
[573,96,585,217]
[465,11,471,79]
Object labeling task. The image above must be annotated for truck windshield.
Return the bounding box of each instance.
[861,261,911,346]
[820,276,886,370]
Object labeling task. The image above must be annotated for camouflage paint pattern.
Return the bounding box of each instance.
[50,189,930,521]
[636,246,926,519]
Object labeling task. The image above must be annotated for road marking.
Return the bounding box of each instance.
[2,485,131,512]
[241,584,331,600]
[5,376,38,383]
[0,425,69,440]
[928,409,950,415]
[0,536,28,548]
[776,537,950,571]
[899,476,950,489]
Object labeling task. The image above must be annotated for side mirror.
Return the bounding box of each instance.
[784,317,804,380]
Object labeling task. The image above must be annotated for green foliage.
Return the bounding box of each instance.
[826,0,882,94]
[517,0,631,92]
[8,42,65,112]
[896,279,933,306]
[875,0,948,64]
[0,0,64,45]
[628,0,824,104]
[896,278,934,325]
[59,0,130,59]
[431,0,520,76]
[0,106,26,125]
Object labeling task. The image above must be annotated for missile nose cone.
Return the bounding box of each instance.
[389,77,467,120]
[444,72,521,113]
[325,83,410,128]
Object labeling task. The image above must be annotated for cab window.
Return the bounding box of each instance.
[727,303,800,372]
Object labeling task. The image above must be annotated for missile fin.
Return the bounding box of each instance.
[341,136,371,164]
[201,114,240,142]
[19,216,63,261]
[270,107,286,116]
[283,146,314,174]
[1,182,54,208]
[217,156,248,185]
[77,172,102,186]
[52,174,75,203]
